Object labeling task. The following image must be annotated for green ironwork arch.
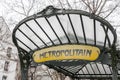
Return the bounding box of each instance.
[12,6,119,80]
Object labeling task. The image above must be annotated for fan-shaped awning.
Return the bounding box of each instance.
[12,6,119,80]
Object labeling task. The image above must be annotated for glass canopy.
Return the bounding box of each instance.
[12,6,119,80]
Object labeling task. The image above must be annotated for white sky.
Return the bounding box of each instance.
[0,3,3,16]
[0,1,6,17]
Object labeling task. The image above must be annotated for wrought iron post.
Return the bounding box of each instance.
[112,46,118,80]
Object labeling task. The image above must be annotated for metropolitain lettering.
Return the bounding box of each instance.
[39,49,92,59]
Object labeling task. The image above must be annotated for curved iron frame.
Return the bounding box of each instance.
[12,6,119,80]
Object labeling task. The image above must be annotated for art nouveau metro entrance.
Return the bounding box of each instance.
[12,6,120,80]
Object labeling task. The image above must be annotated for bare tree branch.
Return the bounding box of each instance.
[47,0,55,6]
[20,0,27,16]
[100,8,111,13]
[81,0,93,13]
[92,0,96,13]
[97,0,107,15]
[74,0,77,9]
[58,0,64,9]
[66,0,72,9]
[104,1,120,19]
[95,0,102,13]
[86,0,92,13]
[11,8,27,16]
[27,0,35,16]
[95,0,99,8]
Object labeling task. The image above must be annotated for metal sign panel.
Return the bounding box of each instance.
[33,45,100,63]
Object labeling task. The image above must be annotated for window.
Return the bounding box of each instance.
[2,75,7,80]
[4,61,9,71]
